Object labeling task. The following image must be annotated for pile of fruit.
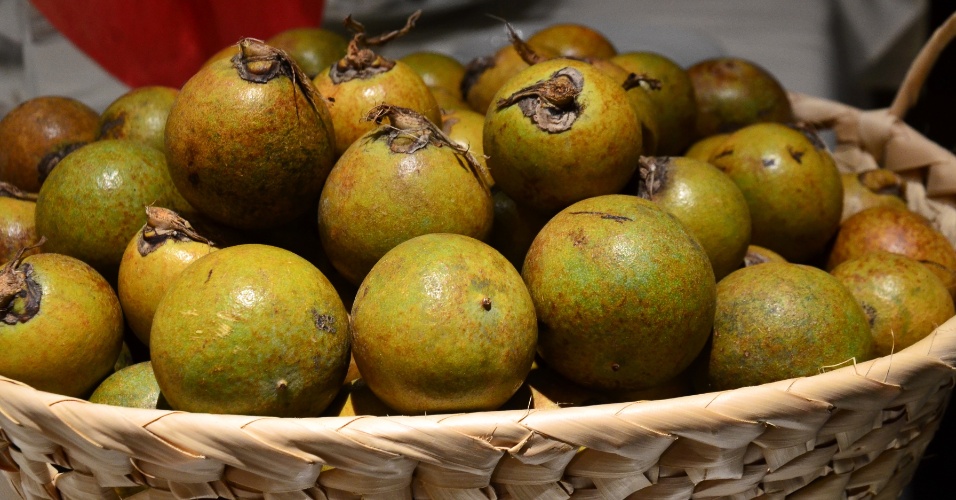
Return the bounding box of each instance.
[1,13,954,422]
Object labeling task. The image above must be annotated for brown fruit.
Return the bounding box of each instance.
[831,252,954,357]
[0,96,99,192]
[527,23,616,60]
[0,182,39,264]
[99,86,179,152]
[265,27,349,79]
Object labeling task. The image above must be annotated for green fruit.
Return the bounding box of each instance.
[400,51,467,96]
[350,233,537,414]
[0,183,38,263]
[709,123,843,263]
[637,156,752,281]
[523,194,716,391]
[165,38,336,230]
[89,361,168,409]
[0,251,124,398]
[527,23,616,60]
[265,27,349,79]
[34,139,186,281]
[484,58,644,213]
[706,262,873,391]
[99,86,179,152]
[688,57,793,137]
[684,133,729,161]
[150,244,350,417]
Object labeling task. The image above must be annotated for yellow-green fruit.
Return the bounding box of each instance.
[430,86,471,111]
[743,244,787,268]
[832,252,954,357]
[400,51,466,96]
[99,86,179,152]
[0,186,38,263]
[150,244,350,417]
[89,361,167,409]
[637,156,751,281]
[527,23,617,60]
[684,133,729,161]
[117,224,218,346]
[0,253,124,398]
[462,44,556,114]
[840,170,907,222]
[706,262,873,391]
[523,195,716,392]
[265,28,348,79]
[350,233,537,415]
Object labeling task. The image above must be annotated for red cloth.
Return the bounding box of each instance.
[30,0,325,88]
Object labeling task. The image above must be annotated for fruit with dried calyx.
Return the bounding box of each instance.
[705,262,873,391]
[831,251,954,357]
[636,156,751,281]
[688,57,793,138]
[350,233,537,414]
[708,122,843,263]
[165,37,335,231]
[840,169,907,222]
[440,107,489,179]
[89,361,169,409]
[265,27,349,79]
[522,195,716,392]
[0,96,99,192]
[0,240,124,398]
[484,58,644,214]
[319,104,493,285]
[117,207,217,346]
[0,182,39,263]
[150,244,350,417]
[313,11,441,157]
[99,86,179,152]
[461,31,557,114]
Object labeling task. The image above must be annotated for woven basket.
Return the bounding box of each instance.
[5,13,956,500]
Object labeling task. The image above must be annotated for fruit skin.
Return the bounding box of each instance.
[743,244,787,268]
[0,253,124,398]
[265,28,348,79]
[89,361,168,409]
[462,44,555,114]
[0,96,99,192]
[99,86,179,152]
[684,133,730,162]
[34,140,188,282]
[150,244,350,417]
[313,61,441,157]
[522,195,716,392]
[318,124,493,286]
[484,58,644,214]
[400,51,467,96]
[527,23,617,60]
[688,57,793,138]
[0,196,38,264]
[831,252,954,357]
[709,123,843,263]
[441,108,489,178]
[350,233,537,414]
[705,262,872,391]
[840,170,907,223]
[165,50,336,230]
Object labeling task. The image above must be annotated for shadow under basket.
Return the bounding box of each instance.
[6,11,956,500]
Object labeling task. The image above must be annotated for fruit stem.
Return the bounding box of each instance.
[0,181,37,201]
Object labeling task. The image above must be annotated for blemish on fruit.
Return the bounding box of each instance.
[312,308,337,333]
[276,379,288,391]
[188,173,200,186]
[713,148,733,160]
[788,147,805,164]
[482,297,492,311]
[610,363,620,371]
[569,211,632,223]
[205,269,213,284]
[762,156,778,168]
[862,302,877,328]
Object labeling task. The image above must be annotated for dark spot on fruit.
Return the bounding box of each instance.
[276,379,288,391]
[572,229,588,247]
[37,142,86,184]
[713,148,733,160]
[569,211,632,223]
[788,147,805,164]
[762,156,778,168]
[482,297,492,311]
[312,308,337,333]
[744,351,750,358]
[188,173,200,186]
[610,363,620,371]
[100,114,126,138]
[862,302,877,328]
[205,269,213,284]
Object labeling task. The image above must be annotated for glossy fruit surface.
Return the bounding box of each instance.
[88,361,167,409]
[688,57,793,137]
[527,23,616,60]
[265,27,348,78]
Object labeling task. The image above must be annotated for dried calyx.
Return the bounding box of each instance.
[0,237,45,325]
[38,142,87,185]
[330,10,421,83]
[858,169,904,197]
[497,67,584,133]
[622,73,663,92]
[363,104,491,192]
[137,206,214,257]
[0,181,38,201]
[636,156,669,199]
[232,37,323,114]
[792,121,828,150]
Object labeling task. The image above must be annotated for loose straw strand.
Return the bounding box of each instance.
[888,11,956,119]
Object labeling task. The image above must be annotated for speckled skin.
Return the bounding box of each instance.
[522,195,716,391]
[165,56,336,230]
[265,28,348,79]
[840,171,907,222]
[116,229,218,346]
[0,197,37,263]
[88,361,166,409]
[484,59,644,214]
[832,252,954,357]
[313,61,441,157]
[465,44,556,114]
[150,244,350,417]
[350,233,537,414]
[644,157,752,281]
[318,126,494,286]
[0,96,99,192]
[611,52,698,156]
[706,262,873,391]
[708,123,843,263]
[441,108,489,178]
[0,253,124,398]
[34,140,187,282]
[99,86,179,152]
[688,58,793,138]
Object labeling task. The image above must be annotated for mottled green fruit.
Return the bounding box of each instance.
[489,188,550,272]
[706,262,872,391]
[831,252,954,357]
[527,23,617,60]
[0,253,124,398]
[165,40,336,230]
[150,244,350,417]
[638,156,751,281]
[523,194,716,391]
[34,140,186,281]
[688,57,793,137]
[99,86,179,152]
[265,28,348,79]
[351,233,537,415]
[0,190,38,264]
[89,361,168,409]
[709,123,843,263]
[400,51,467,96]
[484,59,644,213]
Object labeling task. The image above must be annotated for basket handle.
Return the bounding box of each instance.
[888,11,956,119]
